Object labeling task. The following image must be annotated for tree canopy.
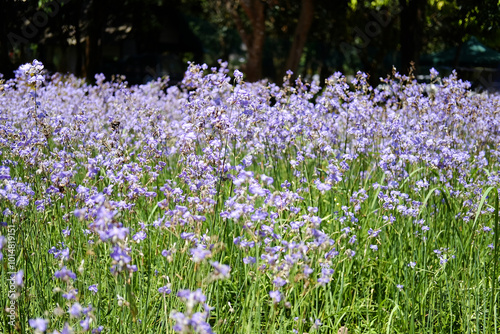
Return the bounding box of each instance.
[1,0,499,83]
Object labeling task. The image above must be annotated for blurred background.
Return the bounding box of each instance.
[1,0,500,90]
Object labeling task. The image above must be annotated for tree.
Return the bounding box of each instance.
[430,0,500,68]
[229,0,266,82]
[282,0,315,80]
[224,0,315,82]
[399,0,426,73]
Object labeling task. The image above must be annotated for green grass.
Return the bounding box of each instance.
[1,147,499,333]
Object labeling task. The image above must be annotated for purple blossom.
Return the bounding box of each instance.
[88,284,98,295]
[54,266,77,281]
[273,277,287,288]
[158,285,172,294]
[29,318,48,332]
[210,261,231,279]
[190,246,211,263]
[269,290,282,303]
[69,303,83,318]
[132,230,147,243]
[62,227,71,237]
[62,288,78,300]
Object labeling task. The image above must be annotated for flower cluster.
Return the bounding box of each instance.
[2,60,499,332]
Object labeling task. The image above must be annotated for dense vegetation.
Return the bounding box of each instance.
[0,60,499,333]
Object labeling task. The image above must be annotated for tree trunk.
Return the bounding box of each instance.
[83,0,104,80]
[283,0,315,79]
[399,0,425,74]
[232,0,266,82]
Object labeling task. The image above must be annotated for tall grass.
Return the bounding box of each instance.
[0,62,499,333]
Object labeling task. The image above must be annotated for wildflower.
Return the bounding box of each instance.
[88,284,98,295]
[158,285,172,294]
[54,266,77,282]
[269,290,282,303]
[62,227,71,237]
[273,277,287,288]
[19,59,45,87]
[69,303,83,318]
[429,67,439,80]
[312,318,322,329]
[190,246,211,263]
[62,288,78,300]
[0,166,10,180]
[29,318,48,332]
[210,261,231,279]
[0,235,5,260]
[11,270,23,288]
[80,317,90,331]
[92,326,104,333]
[132,231,147,243]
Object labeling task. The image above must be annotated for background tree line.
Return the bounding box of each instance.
[1,0,499,84]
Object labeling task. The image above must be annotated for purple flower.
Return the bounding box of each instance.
[178,288,207,305]
[62,227,71,237]
[315,180,331,192]
[190,246,211,263]
[69,302,83,318]
[110,246,131,264]
[397,284,404,290]
[62,288,78,300]
[80,317,90,331]
[133,231,147,243]
[161,249,172,257]
[0,236,5,260]
[54,266,77,281]
[16,196,29,208]
[19,59,45,86]
[29,318,48,332]
[367,228,381,237]
[269,290,282,303]
[88,284,98,295]
[303,265,313,277]
[260,174,274,185]
[210,261,231,279]
[61,322,72,334]
[251,209,268,221]
[429,67,439,79]
[273,277,287,288]
[0,166,11,180]
[11,270,23,287]
[242,256,256,265]
[370,244,378,251]
[92,326,104,333]
[158,285,172,294]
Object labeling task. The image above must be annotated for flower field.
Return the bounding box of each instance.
[0,60,499,333]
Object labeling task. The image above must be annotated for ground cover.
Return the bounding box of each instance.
[0,60,499,333]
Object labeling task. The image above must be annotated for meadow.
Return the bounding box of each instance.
[0,60,499,333]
